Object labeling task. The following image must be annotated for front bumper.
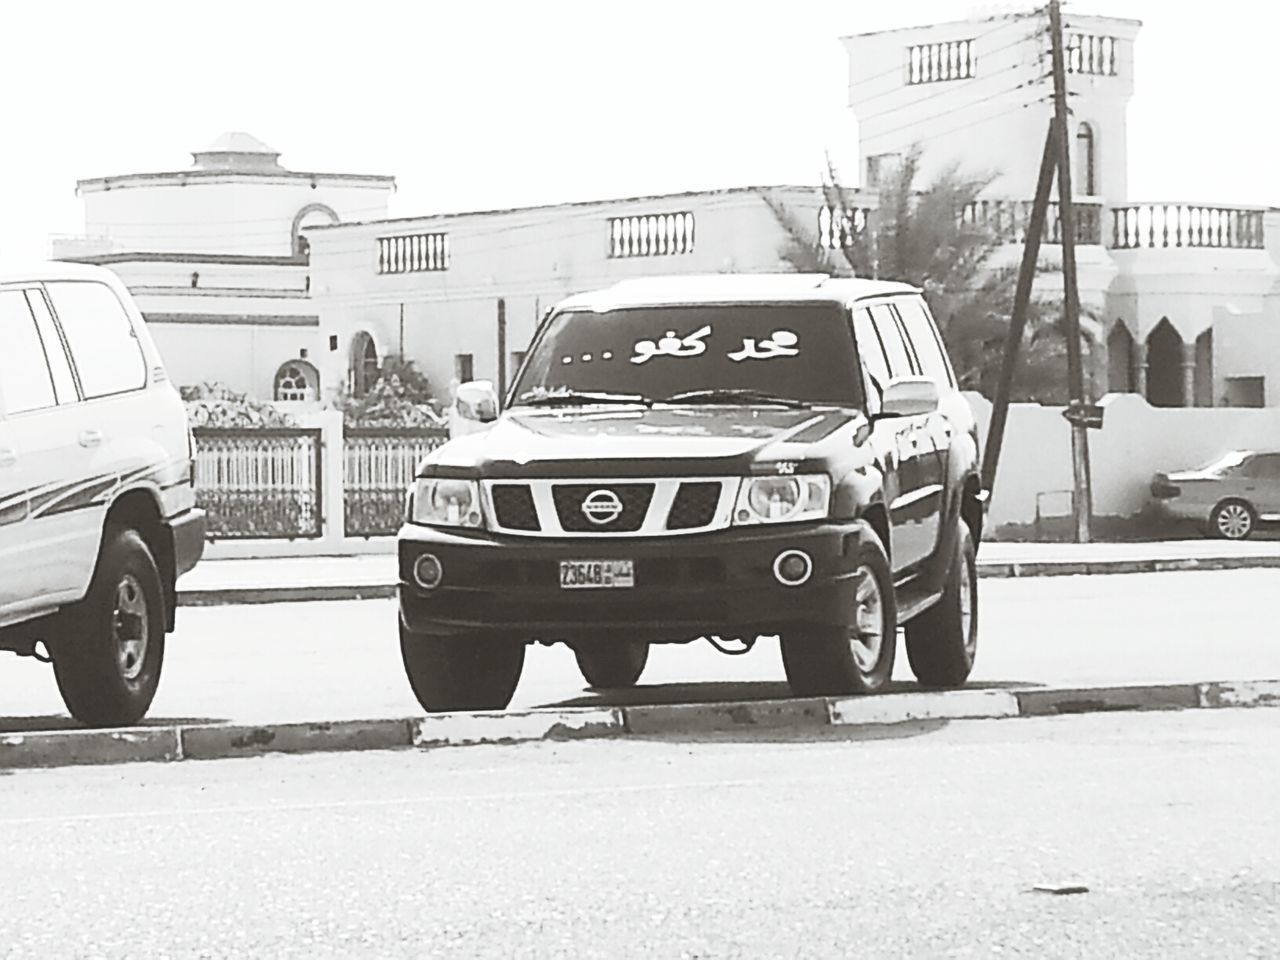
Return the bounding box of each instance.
[398,520,876,642]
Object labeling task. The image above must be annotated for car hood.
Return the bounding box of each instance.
[423,405,859,477]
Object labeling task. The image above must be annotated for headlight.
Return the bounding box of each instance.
[733,474,831,525]
[411,478,484,529]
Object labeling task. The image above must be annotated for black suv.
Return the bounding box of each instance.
[398,275,987,712]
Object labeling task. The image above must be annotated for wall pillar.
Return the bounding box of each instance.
[1181,343,1197,409]
[317,410,347,549]
[1133,340,1148,397]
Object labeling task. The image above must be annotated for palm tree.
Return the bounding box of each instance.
[763,145,1102,404]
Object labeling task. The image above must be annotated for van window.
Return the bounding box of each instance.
[25,290,79,403]
[895,298,955,387]
[868,303,917,379]
[44,281,146,399]
[0,290,58,415]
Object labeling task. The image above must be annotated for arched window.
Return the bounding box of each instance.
[273,360,320,402]
[1076,123,1096,195]
[349,332,379,398]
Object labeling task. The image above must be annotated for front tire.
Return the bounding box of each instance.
[905,524,978,688]
[1210,499,1255,540]
[53,526,166,728]
[400,625,525,712]
[574,641,649,689]
[781,535,896,697]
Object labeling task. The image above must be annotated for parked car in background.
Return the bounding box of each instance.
[0,263,205,726]
[1150,449,1280,540]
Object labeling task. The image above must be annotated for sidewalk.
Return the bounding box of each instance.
[175,539,1280,605]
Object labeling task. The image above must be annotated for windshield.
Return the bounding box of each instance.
[510,304,862,407]
[1195,450,1251,474]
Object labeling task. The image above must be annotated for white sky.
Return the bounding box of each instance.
[2,0,1277,261]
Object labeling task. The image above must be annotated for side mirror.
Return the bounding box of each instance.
[878,376,939,419]
[455,380,499,423]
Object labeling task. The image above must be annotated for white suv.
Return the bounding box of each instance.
[0,263,205,726]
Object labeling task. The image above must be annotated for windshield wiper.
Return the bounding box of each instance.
[660,388,810,409]
[516,390,653,407]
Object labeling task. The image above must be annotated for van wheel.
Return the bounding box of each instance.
[905,525,978,688]
[53,526,166,728]
[781,536,896,697]
[400,625,525,712]
[574,641,649,689]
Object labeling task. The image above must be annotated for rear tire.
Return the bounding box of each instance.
[400,625,525,712]
[1210,499,1255,540]
[905,524,978,688]
[53,526,166,728]
[781,536,896,697]
[574,641,649,689]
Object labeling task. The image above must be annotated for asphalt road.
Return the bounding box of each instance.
[2,570,1280,730]
[0,709,1276,958]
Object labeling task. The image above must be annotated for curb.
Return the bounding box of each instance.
[1,679,1276,771]
[175,555,1280,607]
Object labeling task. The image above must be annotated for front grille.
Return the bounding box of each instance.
[667,481,722,530]
[552,483,654,533]
[491,484,540,531]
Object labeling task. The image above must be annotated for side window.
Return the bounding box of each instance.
[894,297,956,387]
[852,307,891,408]
[25,290,79,403]
[1243,454,1280,479]
[0,289,57,415]
[43,281,147,400]
[868,303,916,379]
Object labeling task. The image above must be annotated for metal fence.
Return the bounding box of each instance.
[343,427,449,537]
[193,428,323,540]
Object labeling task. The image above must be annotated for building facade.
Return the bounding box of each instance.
[844,10,1280,409]
[303,186,847,403]
[53,133,396,401]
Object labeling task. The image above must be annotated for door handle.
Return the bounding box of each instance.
[0,447,16,468]
[79,430,104,449]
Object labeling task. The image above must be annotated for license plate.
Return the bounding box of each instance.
[559,559,635,589]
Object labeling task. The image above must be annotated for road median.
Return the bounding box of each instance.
[2,679,1277,771]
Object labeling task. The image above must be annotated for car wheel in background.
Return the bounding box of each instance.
[1210,499,1255,540]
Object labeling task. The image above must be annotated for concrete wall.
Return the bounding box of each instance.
[969,391,1280,526]
[148,321,321,399]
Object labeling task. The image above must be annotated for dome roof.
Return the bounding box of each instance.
[192,132,283,172]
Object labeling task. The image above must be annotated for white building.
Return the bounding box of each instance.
[54,133,395,402]
[843,10,1279,408]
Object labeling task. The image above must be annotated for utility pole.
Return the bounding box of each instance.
[1048,0,1093,543]
[981,126,1057,496]
[496,297,508,401]
[398,303,405,358]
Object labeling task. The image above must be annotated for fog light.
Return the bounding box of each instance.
[772,549,813,587]
[413,553,444,590]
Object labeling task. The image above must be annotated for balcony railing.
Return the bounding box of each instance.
[1111,204,1266,250]
[963,200,1104,246]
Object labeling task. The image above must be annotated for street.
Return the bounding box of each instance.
[2,569,1280,730]
[0,709,1276,958]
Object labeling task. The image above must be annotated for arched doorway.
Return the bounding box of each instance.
[1146,318,1185,407]
[291,203,339,257]
[1076,122,1097,195]
[1195,329,1214,407]
[1107,321,1135,393]
[273,360,320,402]
[349,332,379,397]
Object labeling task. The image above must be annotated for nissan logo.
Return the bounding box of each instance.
[581,489,624,525]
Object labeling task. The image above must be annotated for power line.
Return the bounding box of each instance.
[859,77,1047,145]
